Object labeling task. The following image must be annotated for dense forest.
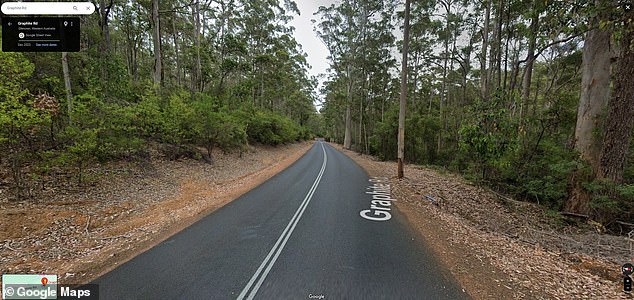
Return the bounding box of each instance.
[1,0,633,227]
[317,0,634,226]
[0,0,319,200]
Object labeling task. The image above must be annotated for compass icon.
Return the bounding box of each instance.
[624,263,634,276]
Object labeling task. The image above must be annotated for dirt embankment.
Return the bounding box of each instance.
[334,143,632,300]
[0,142,313,284]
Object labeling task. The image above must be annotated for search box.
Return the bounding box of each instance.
[1,2,95,15]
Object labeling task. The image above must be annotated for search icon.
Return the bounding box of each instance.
[73,5,77,10]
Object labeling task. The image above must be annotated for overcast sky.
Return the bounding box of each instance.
[288,1,337,107]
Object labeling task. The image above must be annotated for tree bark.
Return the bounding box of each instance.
[598,11,634,182]
[398,0,411,179]
[99,0,113,51]
[480,0,491,99]
[344,74,352,149]
[151,0,162,87]
[438,0,451,154]
[520,0,538,124]
[574,29,611,172]
[343,10,354,150]
[487,0,503,94]
[61,52,73,125]
[172,11,181,87]
[565,10,612,214]
[192,0,202,92]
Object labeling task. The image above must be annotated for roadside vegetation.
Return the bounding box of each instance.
[0,1,319,201]
[317,0,634,229]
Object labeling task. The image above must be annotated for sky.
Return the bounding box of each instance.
[288,1,337,108]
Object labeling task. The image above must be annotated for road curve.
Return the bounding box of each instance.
[93,142,468,299]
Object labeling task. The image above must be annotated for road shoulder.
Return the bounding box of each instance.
[0,142,314,285]
[332,143,540,299]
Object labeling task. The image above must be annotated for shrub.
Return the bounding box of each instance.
[234,108,305,145]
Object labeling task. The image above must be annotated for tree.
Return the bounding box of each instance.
[0,51,48,199]
[191,0,202,92]
[565,1,612,215]
[151,0,162,87]
[61,52,72,125]
[0,0,318,200]
[398,0,411,179]
[598,8,634,182]
[98,0,115,51]
[480,0,491,99]
[520,0,539,119]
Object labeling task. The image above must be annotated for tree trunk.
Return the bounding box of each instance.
[565,14,612,214]
[495,0,504,89]
[574,29,612,172]
[343,9,353,151]
[480,0,491,99]
[598,11,634,182]
[439,0,451,154]
[192,0,202,92]
[172,11,181,87]
[99,0,113,51]
[487,0,503,93]
[520,1,538,125]
[343,86,352,149]
[61,52,73,125]
[151,0,162,87]
[398,0,411,179]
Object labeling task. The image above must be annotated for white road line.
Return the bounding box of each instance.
[237,142,328,300]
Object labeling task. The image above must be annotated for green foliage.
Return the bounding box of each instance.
[193,98,247,154]
[368,104,441,165]
[369,105,398,161]
[0,0,320,200]
[62,94,143,163]
[506,139,580,207]
[130,86,164,139]
[0,51,53,198]
[458,99,518,180]
[0,51,43,139]
[581,179,634,221]
[162,91,198,144]
[407,113,441,165]
[234,108,307,145]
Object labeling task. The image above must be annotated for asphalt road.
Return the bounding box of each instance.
[94,142,468,299]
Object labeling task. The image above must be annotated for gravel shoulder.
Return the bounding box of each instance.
[333,143,632,300]
[0,141,313,285]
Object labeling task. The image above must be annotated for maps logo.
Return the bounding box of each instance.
[2,274,58,299]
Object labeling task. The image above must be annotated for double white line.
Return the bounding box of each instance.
[237,142,328,300]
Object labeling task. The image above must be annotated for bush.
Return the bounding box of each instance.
[233,108,306,145]
[503,139,578,207]
[162,91,198,145]
[193,105,247,157]
[458,99,517,180]
[61,94,143,164]
[0,51,52,198]
[582,179,634,224]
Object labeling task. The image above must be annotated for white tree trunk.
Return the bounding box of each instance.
[565,14,612,215]
[574,28,612,172]
[62,52,73,125]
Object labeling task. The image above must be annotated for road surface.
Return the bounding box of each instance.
[94,142,468,299]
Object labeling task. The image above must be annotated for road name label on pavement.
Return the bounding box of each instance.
[360,177,395,221]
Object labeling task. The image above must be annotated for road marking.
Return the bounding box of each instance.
[360,177,395,221]
[237,142,328,300]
